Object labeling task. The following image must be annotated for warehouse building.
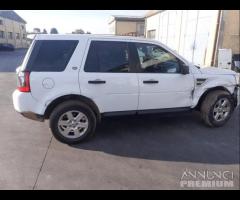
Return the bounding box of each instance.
[108,15,145,37]
[145,10,240,69]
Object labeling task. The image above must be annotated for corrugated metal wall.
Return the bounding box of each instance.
[147,10,219,66]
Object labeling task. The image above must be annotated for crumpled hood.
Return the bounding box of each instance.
[200,67,236,75]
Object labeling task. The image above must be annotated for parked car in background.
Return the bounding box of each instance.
[12,34,239,144]
[0,43,15,51]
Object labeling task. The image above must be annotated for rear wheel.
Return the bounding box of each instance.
[200,90,234,127]
[49,100,96,144]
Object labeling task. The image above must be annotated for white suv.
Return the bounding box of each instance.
[12,34,239,144]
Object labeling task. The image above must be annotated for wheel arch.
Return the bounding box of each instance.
[194,86,232,111]
[44,94,101,123]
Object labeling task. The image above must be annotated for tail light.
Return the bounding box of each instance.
[17,71,31,92]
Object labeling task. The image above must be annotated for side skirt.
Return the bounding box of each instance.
[102,107,192,117]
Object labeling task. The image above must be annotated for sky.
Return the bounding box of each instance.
[15,10,148,34]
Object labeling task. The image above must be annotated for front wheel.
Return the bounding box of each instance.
[49,100,97,144]
[200,90,234,127]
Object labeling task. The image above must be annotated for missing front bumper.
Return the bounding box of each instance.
[232,85,239,107]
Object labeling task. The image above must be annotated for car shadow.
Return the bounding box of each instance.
[71,109,239,165]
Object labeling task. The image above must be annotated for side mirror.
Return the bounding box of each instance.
[181,63,189,75]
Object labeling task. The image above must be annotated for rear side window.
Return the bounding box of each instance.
[26,40,78,72]
[84,41,130,73]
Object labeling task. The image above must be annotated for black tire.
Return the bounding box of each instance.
[49,100,97,144]
[200,90,234,127]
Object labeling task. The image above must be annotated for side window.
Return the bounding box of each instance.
[27,40,78,72]
[135,43,181,73]
[84,41,130,73]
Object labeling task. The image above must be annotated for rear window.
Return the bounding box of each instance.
[26,40,78,72]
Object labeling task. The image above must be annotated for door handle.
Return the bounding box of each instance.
[88,79,106,84]
[143,80,159,84]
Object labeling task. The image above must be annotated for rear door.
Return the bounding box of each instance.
[79,39,139,113]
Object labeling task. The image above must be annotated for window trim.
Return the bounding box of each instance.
[8,32,13,40]
[0,30,4,39]
[83,40,137,73]
[132,42,184,74]
[16,33,20,40]
[147,29,156,39]
[22,34,26,39]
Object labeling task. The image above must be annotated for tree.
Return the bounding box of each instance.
[33,28,41,33]
[72,29,85,34]
[42,29,47,34]
[86,31,91,34]
[50,28,58,34]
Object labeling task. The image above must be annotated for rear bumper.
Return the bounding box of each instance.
[21,112,44,122]
[12,90,37,113]
[12,90,44,121]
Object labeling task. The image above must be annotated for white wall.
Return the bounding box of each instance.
[145,10,219,67]
[145,13,160,39]
[109,21,115,34]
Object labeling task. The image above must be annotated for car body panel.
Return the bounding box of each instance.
[137,73,195,110]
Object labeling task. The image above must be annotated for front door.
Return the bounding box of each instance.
[79,40,139,113]
[134,42,194,110]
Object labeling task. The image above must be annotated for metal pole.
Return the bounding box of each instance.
[178,10,183,52]
[213,10,223,66]
[192,10,200,63]
[166,11,169,44]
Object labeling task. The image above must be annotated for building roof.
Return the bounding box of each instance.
[109,15,145,24]
[0,10,26,24]
[108,11,166,24]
